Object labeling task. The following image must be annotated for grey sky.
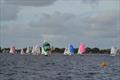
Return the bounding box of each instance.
[0,0,120,48]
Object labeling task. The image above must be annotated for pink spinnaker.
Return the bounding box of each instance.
[78,44,86,54]
[10,46,16,54]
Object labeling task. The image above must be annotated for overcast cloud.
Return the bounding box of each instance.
[0,0,120,48]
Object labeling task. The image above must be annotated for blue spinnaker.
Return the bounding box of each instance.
[69,44,75,55]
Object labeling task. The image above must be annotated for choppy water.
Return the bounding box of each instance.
[0,53,120,80]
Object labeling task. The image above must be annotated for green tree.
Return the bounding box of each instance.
[92,47,100,53]
[85,47,92,53]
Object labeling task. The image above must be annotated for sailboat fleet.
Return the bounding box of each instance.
[64,44,75,55]
[8,41,51,56]
[7,41,119,56]
[64,43,86,55]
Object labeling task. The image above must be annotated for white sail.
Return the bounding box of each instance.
[21,48,25,55]
[32,45,40,55]
[111,46,117,56]
[32,45,36,55]
[35,45,40,55]
[26,47,30,53]
[26,47,32,54]
[64,48,70,55]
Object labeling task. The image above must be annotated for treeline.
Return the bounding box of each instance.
[0,46,110,54]
[52,47,110,54]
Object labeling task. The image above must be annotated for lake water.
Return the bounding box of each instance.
[0,53,120,80]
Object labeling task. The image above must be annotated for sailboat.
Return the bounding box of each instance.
[10,46,16,54]
[64,48,69,55]
[21,48,25,55]
[117,48,120,55]
[110,46,117,56]
[26,47,32,54]
[78,43,86,55]
[64,44,75,55]
[41,41,51,56]
[32,45,40,55]
[34,45,41,55]
[32,46,35,54]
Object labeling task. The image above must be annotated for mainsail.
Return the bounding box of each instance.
[111,46,117,56]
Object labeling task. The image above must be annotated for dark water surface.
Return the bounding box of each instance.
[0,53,120,80]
